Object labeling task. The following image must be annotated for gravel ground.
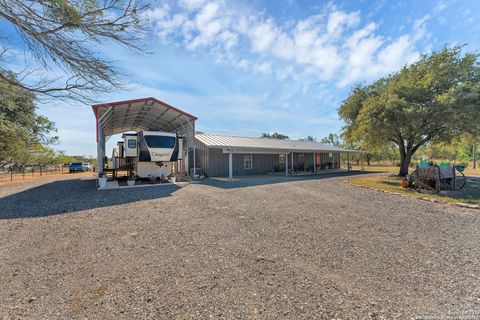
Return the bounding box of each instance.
[1,173,479,319]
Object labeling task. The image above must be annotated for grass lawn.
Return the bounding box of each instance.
[351,163,480,176]
[347,173,480,206]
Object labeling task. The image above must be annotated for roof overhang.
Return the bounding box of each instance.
[218,147,362,154]
[195,133,362,153]
[92,97,197,141]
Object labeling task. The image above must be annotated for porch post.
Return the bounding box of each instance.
[228,151,233,181]
[313,153,316,173]
[285,153,288,176]
[291,152,294,173]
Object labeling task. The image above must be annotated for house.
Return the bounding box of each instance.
[193,133,354,179]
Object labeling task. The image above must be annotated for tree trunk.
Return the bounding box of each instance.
[398,149,412,177]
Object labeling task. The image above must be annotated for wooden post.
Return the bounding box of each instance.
[473,144,476,169]
[23,167,25,179]
[40,165,42,176]
[10,166,13,182]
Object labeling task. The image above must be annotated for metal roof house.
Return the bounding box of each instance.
[194,134,357,180]
[92,97,360,184]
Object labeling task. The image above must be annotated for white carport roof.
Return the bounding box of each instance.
[196,133,360,153]
[92,97,197,140]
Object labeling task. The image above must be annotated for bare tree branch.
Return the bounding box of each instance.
[0,0,150,102]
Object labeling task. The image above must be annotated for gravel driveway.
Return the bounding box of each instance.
[1,173,479,319]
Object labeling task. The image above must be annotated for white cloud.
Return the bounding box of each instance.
[253,61,272,74]
[249,19,279,53]
[179,0,205,11]
[146,1,429,87]
[326,10,360,37]
[271,33,295,60]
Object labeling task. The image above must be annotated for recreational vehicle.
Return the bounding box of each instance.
[112,131,184,179]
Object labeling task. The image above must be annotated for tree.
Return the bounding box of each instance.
[0,76,57,168]
[301,136,316,141]
[0,0,149,102]
[53,150,77,164]
[261,132,289,140]
[420,133,480,164]
[320,133,342,147]
[339,46,480,176]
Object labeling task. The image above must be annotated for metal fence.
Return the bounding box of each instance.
[0,165,69,183]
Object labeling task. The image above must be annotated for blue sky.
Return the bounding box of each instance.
[11,0,480,155]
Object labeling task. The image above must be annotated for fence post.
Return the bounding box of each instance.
[10,166,13,182]
[40,165,42,176]
[32,167,34,177]
[23,167,25,180]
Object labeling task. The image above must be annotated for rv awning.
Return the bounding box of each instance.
[92,97,197,141]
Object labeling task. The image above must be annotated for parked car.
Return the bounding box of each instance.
[83,163,92,171]
[69,162,88,173]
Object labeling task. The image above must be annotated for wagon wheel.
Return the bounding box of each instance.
[454,170,466,191]
[418,177,441,194]
[408,170,417,189]
[414,167,441,194]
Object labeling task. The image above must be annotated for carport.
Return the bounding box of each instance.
[92,97,198,179]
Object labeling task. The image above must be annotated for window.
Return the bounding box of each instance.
[144,135,176,148]
[279,154,286,163]
[127,139,137,148]
[329,152,333,158]
[244,154,253,169]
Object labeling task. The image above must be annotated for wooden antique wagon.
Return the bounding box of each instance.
[409,163,466,194]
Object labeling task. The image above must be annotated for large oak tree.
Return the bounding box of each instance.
[339,46,480,176]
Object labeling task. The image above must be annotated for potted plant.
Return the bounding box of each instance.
[98,173,107,188]
[127,174,136,186]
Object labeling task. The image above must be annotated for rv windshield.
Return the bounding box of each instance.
[144,135,176,149]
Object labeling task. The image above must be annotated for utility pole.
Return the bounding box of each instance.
[473,143,477,169]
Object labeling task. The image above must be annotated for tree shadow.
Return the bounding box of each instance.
[0,178,181,220]
[201,170,375,190]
